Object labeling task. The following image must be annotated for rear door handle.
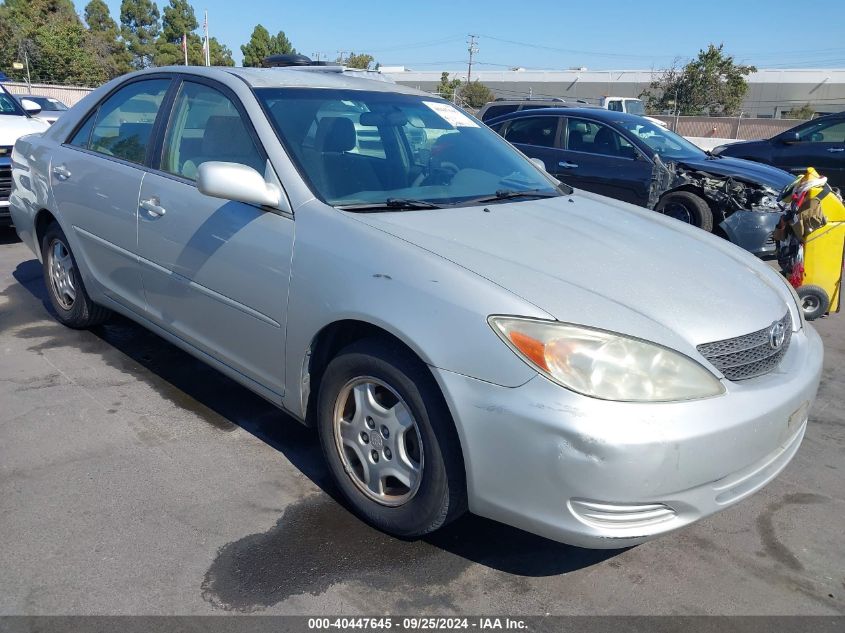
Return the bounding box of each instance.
[558,161,579,169]
[827,148,845,153]
[140,197,166,217]
[52,165,71,180]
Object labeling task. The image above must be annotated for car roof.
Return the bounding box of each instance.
[131,65,429,96]
[485,107,646,126]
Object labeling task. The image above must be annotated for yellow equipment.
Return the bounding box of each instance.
[799,188,845,320]
[779,168,845,321]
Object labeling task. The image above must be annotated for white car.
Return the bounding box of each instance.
[1,85,49,226]
[15,94,69,125]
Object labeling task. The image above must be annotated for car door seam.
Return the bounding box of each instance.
[135,254,282,328]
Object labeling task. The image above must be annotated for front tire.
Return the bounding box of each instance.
[656,190,714,232]
[42,222,111,329]
[317,338,466,537]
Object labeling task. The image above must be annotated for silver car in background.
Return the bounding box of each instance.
[9,66,822,548]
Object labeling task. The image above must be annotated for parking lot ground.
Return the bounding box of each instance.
[0,229,843,616]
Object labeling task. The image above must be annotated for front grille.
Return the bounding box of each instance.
[697,311,792,381]
[0,164,11,202]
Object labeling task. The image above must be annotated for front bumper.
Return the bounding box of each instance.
[720,210,781,258]
[433,324,823,548]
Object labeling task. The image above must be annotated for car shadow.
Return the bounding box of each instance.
[0,227,22,245]
[10,259,625,585]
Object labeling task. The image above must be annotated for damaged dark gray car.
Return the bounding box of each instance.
[488,108,794,257]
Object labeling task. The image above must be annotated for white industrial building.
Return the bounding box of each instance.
[381,67,845,118]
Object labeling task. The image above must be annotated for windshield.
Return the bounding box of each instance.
[0,87,26,117]
[257,88,561,207]
[616,118,704,161]
[624,99,645,115]
[25,96,68,111]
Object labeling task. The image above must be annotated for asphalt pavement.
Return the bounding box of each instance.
[1,228,843,615]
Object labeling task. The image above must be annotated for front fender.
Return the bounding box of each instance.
[283,201,551,418]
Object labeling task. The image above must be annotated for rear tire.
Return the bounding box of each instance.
[317,338,466,538]
[656,191,714,232]
[797,285,830,321]
[41,222,111,329]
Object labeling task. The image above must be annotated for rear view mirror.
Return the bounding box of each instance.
[783,131,801,144]
[197,162,282,208]
[20,98,42,115]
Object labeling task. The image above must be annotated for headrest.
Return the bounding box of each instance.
[316,117,356,153]
[202,115,254,156]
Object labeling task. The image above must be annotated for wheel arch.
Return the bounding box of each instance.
[300,318,438,428]
[34,208,59,259]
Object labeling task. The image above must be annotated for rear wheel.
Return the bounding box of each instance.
[797,285,830,321]
[656,191,714,232]
[42,223,111,329]
[317,338,466,537]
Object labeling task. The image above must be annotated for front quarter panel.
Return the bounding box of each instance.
[284,200,552,417]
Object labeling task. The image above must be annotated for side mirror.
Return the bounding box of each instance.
[20,98,42,115]
[197,162,282,208]
[529,157,547,172]
[782,131,801,144]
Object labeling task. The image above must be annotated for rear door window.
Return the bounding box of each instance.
[88,79,170,164]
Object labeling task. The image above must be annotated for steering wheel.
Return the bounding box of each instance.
[414,161,460,187]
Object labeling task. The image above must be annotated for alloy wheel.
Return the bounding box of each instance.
[332,376,424,507]
[47,239,76,310]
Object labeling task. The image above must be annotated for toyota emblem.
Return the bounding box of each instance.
[769,321,786,350]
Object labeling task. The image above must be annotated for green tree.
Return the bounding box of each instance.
[240,24,296,67]
[458,80,494,109]
[153,0,199,66]
[341,52,374,70]
[642,44,756,116]
[208,37,234,66]
[0,0,113,85]
[784,103,815,120]
[436,71,461,101]
[84,0,132,78]
[159,0,196,43]
[120,0,160,69]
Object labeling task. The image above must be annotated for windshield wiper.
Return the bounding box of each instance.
[461,188,562,205]
[336,198,445,211]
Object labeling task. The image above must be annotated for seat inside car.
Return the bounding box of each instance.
[568,122,588,151]
[181,115,264,180]
[315,116,382,199]
[593,126,620,156]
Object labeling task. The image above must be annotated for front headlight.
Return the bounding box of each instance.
[489,316,725,402]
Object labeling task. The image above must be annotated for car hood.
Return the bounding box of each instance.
[351,191,795,357]
[676,155,793,191]
[0,115,49,146]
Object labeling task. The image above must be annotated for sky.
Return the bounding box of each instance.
[79,0,845,70]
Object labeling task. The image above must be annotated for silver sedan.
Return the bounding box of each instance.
[9,66,822,548]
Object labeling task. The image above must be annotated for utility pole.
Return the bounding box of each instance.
[466,35,478,84]
[24,51,32,92]
[312,52,324,63]
[337,51,348,65]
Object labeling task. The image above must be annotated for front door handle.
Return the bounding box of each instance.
[558,161,579,169]
[52,165,71,180]
[826,147,845,153]
[140,197,166,217]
